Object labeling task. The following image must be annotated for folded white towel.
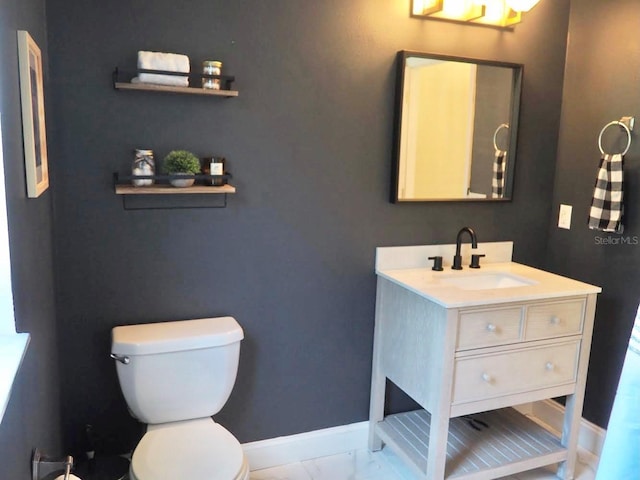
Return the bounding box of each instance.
[137,50,190,87]
[138,50,190,72]
[133,75,189,87]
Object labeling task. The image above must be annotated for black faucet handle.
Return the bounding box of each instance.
[428,256,444,271]
[470,254,486,269]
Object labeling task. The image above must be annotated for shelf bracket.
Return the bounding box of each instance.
[120,193,228,210]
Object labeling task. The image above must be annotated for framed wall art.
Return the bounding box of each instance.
[17,30,49,198]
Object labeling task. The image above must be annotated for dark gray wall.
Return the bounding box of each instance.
[0,0,62,477]
[546,0,640,428]
[46,0,570,453]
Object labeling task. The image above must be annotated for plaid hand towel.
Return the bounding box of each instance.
[588,153,624,233]
[491,150,507,199]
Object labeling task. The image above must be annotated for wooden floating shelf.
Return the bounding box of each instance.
[114,82,239,97]
[115,184,236,195]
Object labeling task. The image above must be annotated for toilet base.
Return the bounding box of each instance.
[129,418,248,480]
[129,456,249,480]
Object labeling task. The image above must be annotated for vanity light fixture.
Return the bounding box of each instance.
[411,0,541,28]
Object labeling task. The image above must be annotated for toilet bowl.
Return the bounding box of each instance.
[129,419,249,480]
[111,317,248,480]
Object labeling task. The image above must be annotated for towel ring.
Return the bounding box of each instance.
[493,124,509,151]
[598,120,632,156]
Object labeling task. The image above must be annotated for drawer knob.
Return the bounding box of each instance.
[481,372,493,383]
[545,362,555,371]
[486,323,497,333]
[550,316,561,325]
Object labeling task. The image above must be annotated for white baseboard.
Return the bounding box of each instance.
[243,402,605,472]
[242,421,369,471]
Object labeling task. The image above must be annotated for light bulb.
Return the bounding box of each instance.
[482,0,507,22]
[443,0,473,17]
[505,0,540,12]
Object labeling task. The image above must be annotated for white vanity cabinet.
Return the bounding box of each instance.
[369,244,600,480]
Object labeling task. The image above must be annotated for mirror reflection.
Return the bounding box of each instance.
[391,51,523,202]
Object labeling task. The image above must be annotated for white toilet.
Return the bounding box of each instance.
[110,316,250,480]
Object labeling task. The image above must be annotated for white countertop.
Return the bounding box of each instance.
[377,262,602,308]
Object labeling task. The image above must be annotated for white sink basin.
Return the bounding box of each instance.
[439,272,537,290]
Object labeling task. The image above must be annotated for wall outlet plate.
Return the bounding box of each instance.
[558,204,572,229]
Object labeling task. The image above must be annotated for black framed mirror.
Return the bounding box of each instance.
[390,51,523,202]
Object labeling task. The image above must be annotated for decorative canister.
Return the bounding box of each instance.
[202,61,222,90]
[132,149,155,186]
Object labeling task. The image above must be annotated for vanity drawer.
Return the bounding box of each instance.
[525,300,584,341]
[457,307,523,350]
[452,340,580,405]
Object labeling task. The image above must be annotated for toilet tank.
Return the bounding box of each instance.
[111,317,243,425]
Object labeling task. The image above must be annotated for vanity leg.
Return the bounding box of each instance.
[556,393,579,480]
[426,412,450,479]
[368,281,386,452]
[425,310,458,479]
[557,294,597,480]
[368,372,385,451]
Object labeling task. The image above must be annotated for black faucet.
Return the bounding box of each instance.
[452,227,477,270]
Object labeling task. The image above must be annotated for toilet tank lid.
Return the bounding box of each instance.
[111,316,244,356]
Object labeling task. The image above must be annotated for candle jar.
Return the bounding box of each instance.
[201,156,226,186]
[132,149,155,186]
[202,61,222,90]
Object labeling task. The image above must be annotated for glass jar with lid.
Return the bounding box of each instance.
[202,61,222,90]
[132,149,155,186]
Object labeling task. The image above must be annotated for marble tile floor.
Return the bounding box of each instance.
[249,446,598,480]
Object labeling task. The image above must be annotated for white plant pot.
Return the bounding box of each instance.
[169,172,195,188]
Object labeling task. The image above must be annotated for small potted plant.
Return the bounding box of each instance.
[163,150,201,187]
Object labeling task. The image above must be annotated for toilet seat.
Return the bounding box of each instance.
[130,418,249,480]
